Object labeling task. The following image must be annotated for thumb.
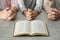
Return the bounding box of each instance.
[28,9,32,12]
[4,7,11,11]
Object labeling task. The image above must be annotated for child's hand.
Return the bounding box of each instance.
[23,9,32,16]
[24,9,39,21]
[25,9,33,20]
[32,10,39,18]
[26,12,33,21]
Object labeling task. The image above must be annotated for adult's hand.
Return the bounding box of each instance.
[48,8,60,20]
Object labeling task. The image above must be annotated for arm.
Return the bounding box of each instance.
[18,0,27,12]
[43,0,54,13]
[11,0,18,13]
[34,0,42,13]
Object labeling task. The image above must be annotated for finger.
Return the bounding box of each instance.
[26,11,30,14]
[53,8,58,12]
[49,8,53,12]
[29,12,33,15]
[26,14,33,18]
[8,10,12,13]
[6,13,16,21]
[49,8,57,13]
[48,13,52,16]
[48,15,56,20]
[51,15,56,18]
[4,7,11,11]
[26,17,32,21]
[27,15,34,20]
[28,16,33,18]
[7,10,13,17]
[26,12,33,16]
[28,9,32,12]
[27,10,32,15]
[51,17,56,20]
[51,12,56,15]
[26,15,32,19]
[12,13,17,19]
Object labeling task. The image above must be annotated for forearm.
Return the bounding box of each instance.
[43,0,53,13]
[11,7,18,13]
[11,0,18,13]
[34,0,42,13]
[18,0,27,12]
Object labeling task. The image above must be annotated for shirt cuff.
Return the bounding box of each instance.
[21,7,27,13]
[34,7,41,13]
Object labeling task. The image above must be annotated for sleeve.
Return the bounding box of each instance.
[43,0,53,13]
[18,0,27,12]
[11,0,18,10]
[34,0,42,12]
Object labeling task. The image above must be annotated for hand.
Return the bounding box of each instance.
[23,10,28,16]
[0,7,11,19]
[23,9,39,21]
[11,7,18,13]
[23,9,33,20]
[6,13,17,21]
[48,8,60,20]
[32,10,39,18]
[25,9,33,20]
[23,9,32,16]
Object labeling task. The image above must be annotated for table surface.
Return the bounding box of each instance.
[0,10,60,40]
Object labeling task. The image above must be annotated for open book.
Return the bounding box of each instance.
[13,20,48,36]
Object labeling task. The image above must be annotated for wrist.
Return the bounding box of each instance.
[34,10,39,14]
[32,10,39,17]
[11,7,17,13]
[23,10,28,16]
[33,10,39,15]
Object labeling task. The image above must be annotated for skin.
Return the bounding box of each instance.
[23,9,39,21]
[0,7,17,21]
[6,7,17,21]
[48,8,60,20]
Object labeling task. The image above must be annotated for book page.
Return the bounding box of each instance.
[31,20,48,36]
[14,21,31,36]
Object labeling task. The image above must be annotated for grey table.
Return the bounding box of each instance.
[0,10,60,40]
